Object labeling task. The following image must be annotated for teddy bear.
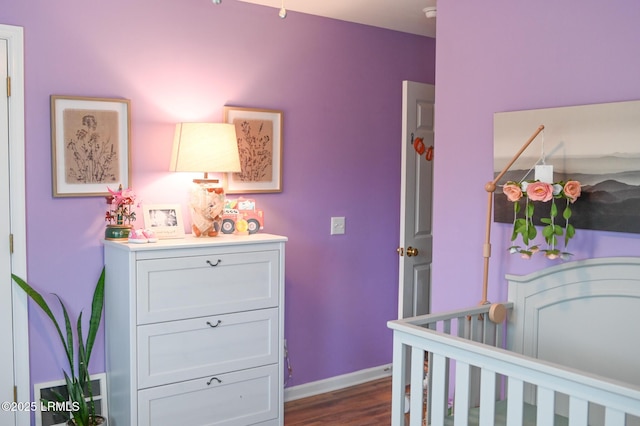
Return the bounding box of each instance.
[189,183,225,237]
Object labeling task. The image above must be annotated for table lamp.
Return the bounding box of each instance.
[170,122,241,237]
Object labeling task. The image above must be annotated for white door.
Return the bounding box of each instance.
[398,81,435,319]
[0,24,28,426]
[0,37,16,426]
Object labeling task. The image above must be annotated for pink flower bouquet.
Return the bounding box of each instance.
[503,179,581,259]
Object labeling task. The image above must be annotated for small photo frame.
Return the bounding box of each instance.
[51,95,131,197]
[224,106,283,194]
[142,204,185,239]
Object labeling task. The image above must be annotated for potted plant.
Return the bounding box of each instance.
[11,268,106,426]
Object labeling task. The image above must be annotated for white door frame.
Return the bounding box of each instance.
[1,23,29,426]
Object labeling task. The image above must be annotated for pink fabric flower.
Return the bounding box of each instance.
[525,181,553,202]
[563,180,581,203]
[502,183,523,202]
[108,186,136,206]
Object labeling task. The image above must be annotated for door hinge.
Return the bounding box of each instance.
[9,234,14,254]
[6,76,10,97]
[13,386,17,403]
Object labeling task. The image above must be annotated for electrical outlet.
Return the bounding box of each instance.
[330,216,346,235]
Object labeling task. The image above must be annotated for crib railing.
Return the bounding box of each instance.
[387,303,640,426]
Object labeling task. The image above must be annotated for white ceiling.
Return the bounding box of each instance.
[235,0,437,38]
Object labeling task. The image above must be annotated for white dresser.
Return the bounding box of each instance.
[103,234,286,426]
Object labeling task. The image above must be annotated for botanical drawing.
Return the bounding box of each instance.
[233,118,273,182]
[63,109,120,184]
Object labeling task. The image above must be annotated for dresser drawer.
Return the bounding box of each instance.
[136,250,279,324]
[137,308,278,389]
[137,364,278,426]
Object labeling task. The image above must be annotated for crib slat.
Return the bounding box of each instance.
[443,318,452,334]
[391,337,408,426]
[429,353,448,426]
[568,396,588,426]
[479,369,496,426]
[427,351,434,426]
[506,377,524,425]
[604,407,625,426]
[410,348,426,426]
[537,387,555,425]
[457,316,466,338]
[454,362,471,426]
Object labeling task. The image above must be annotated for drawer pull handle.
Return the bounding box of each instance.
[206,377,222,386]
[206,320,222,328]
[206,259,222,267]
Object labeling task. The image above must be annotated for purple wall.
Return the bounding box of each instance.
[432,0,640,313]
[2,0,435,389]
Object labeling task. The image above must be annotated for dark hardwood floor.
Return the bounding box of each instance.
[284,376,402,425]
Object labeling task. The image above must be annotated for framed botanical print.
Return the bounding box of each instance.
[223,106,283,193]
[51,95,131,197]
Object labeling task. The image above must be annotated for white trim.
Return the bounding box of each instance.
[283,363,392,402]
[0,23,29,426]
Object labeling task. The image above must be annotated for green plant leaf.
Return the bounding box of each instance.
[55,295,74,377]
[527,224,537,241]
[540,218,552,225]
[554,225,563,236]
[513,201,520,214]
[542,225,554,238]
[77,313,88,388]
[10,275,73,372]
[563,205,572,220]
[550,200,557,217]
[85,267,105,365]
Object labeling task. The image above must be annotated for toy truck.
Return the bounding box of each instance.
[221,198,264,234]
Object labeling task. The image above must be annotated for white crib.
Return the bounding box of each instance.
[387,257,640,426]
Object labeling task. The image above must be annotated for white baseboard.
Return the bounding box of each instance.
[284,363,393,402]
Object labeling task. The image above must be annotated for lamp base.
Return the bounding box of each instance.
[188,179,225,237]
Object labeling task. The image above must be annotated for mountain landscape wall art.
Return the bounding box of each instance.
[493,100,640,234]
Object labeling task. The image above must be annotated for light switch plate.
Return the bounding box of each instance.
[331,216,345,235]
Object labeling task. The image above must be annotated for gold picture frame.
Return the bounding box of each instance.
[51,95,131,197]
[223,106,283,193]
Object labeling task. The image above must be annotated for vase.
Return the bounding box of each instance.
[189,179,225,237]
[105,224,132,241]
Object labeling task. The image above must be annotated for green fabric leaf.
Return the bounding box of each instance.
[526,202,534,218]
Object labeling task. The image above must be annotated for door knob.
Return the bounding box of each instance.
[396,247,404,256]
[406,247,419,257]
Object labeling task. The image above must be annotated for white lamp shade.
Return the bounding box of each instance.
[170,123,241,173]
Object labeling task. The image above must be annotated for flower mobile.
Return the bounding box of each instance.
[105,185,138,226]
[503,179,581,259]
